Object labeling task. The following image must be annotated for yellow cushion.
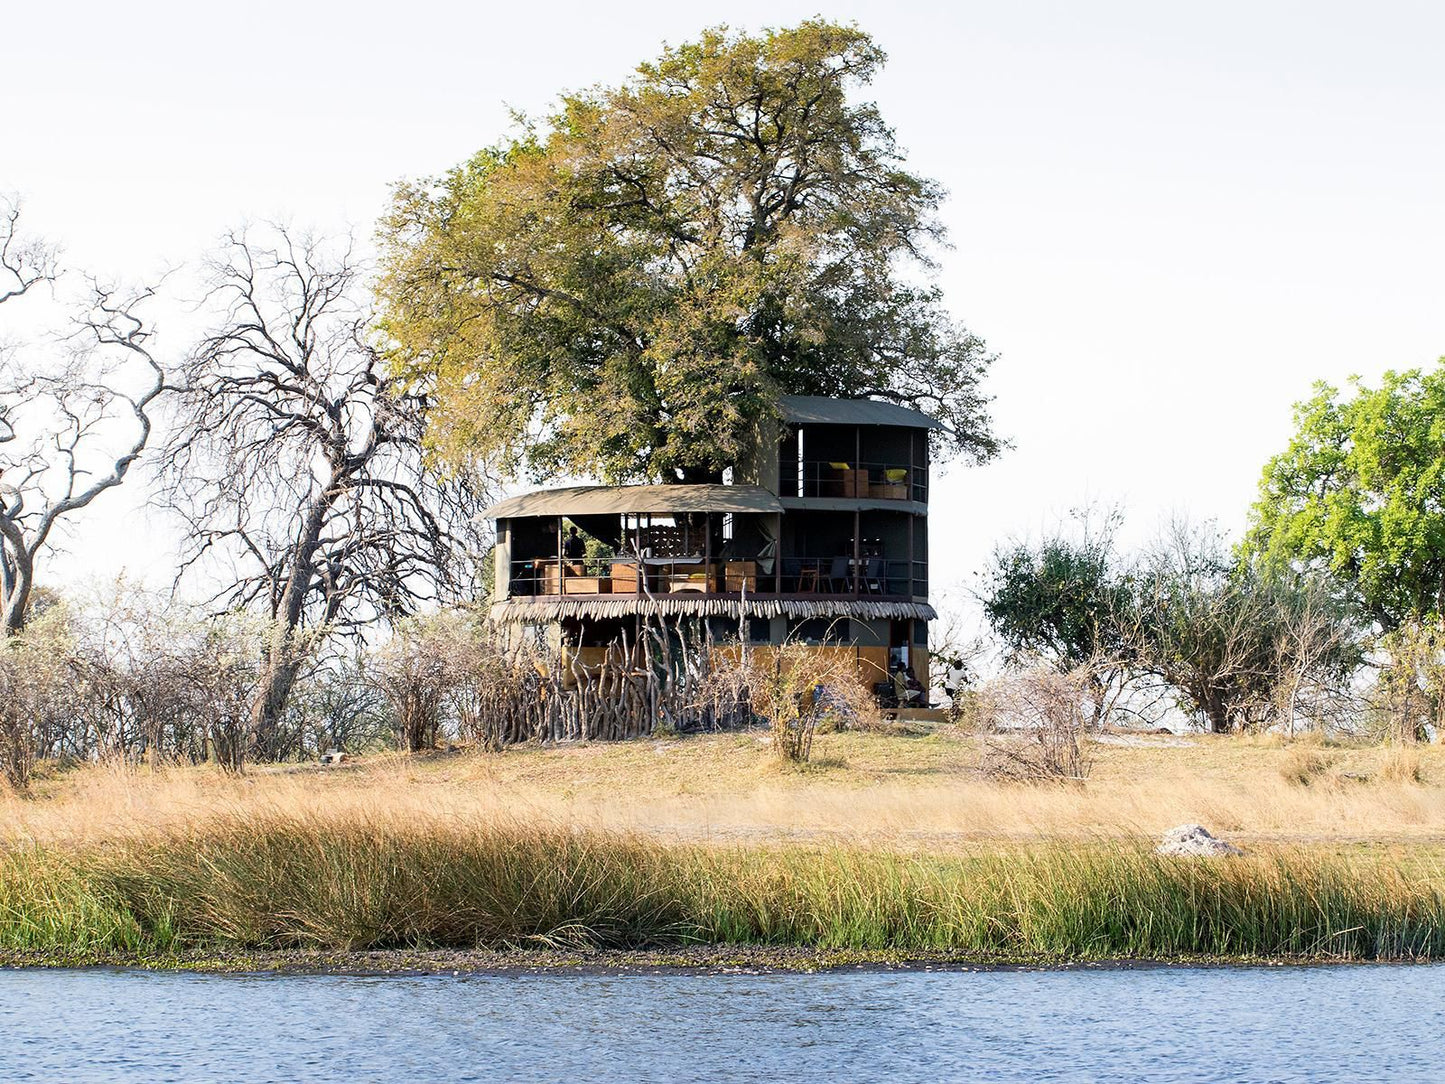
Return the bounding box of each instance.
[829,461,851,470]
[885,468,908,482]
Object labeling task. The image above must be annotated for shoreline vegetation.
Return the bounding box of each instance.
[5,947,1439,977]
[2,820,1443,968]
[3,730,1444,971]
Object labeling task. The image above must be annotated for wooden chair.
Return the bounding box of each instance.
[863,557,884,594]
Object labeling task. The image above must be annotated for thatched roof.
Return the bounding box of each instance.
[484,483,782,520]
[490,596,937,624]
[780,395,942,430]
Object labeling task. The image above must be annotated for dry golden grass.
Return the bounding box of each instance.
[1379,745,1425,785]
[5,727,1445,854]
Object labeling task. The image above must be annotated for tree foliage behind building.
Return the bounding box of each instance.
[378,19,999,484]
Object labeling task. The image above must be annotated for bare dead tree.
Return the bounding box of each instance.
[1125,521,1363,734]
[0,197,165,635]
[159,224,489,761]
[1268,574,1366,736]
[972,667,1093,783]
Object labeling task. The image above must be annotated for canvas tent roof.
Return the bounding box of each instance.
[484,483,783,520]
[779,395,942,430]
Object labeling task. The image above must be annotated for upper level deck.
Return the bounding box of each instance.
[767,395,936,505]
[484,398,938,622]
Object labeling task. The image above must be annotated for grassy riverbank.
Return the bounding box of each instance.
[7,727,1445,850]
[3,728,1444,966]
[2,811,1443,964]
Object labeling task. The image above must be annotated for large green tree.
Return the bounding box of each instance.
[1245,365,1445,629]
[378,20,998,483]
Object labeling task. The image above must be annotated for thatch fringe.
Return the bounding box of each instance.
[490,596,938,624]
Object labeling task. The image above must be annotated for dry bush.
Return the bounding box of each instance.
[167,614,273,773]
[371,612,762,753]
[0,587,289,778]
[1279,745,1332,787]
[371,612,467,752]
[972,667,1092,783]
[1379,746,1424,785]
[735,640,870,763]
[285,655,391,758]
[65,582,215,765]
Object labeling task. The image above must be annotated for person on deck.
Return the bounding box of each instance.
[563,526,586,560]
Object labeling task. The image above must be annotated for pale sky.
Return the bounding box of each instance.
[7,0,1445,611]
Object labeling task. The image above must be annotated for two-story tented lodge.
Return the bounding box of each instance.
[485,396,939,696]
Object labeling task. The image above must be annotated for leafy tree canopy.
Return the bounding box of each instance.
[1244,364,1445,629]
[982,513,1132,671]
[378,20,998,484]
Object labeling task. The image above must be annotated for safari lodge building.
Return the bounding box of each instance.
[485,396,938,692]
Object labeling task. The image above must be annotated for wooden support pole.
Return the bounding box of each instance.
[853,508,861,596]
[908,513,916,600]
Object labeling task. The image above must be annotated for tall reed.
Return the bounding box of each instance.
[2,811,1442,961]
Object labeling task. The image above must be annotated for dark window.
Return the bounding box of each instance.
[706,616,742,642]
[789,617,848,645]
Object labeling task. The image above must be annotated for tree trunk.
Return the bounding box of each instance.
[0,532,32,637]
[1200,686,1232,733]
[1086,671,1108,729]
[249,494,333,760]
[251,651,307,760]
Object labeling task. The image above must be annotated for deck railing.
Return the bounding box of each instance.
[783,461,927,504]
[507,556,926,600]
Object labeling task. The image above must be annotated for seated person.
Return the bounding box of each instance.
[891,663,923,707]
[563,525,586,560]
[904,666,927,706]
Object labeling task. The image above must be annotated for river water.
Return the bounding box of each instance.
[1,963,1439,1082]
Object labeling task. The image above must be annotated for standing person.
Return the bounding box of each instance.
[563,525,586,560]
[943,657,970,703]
